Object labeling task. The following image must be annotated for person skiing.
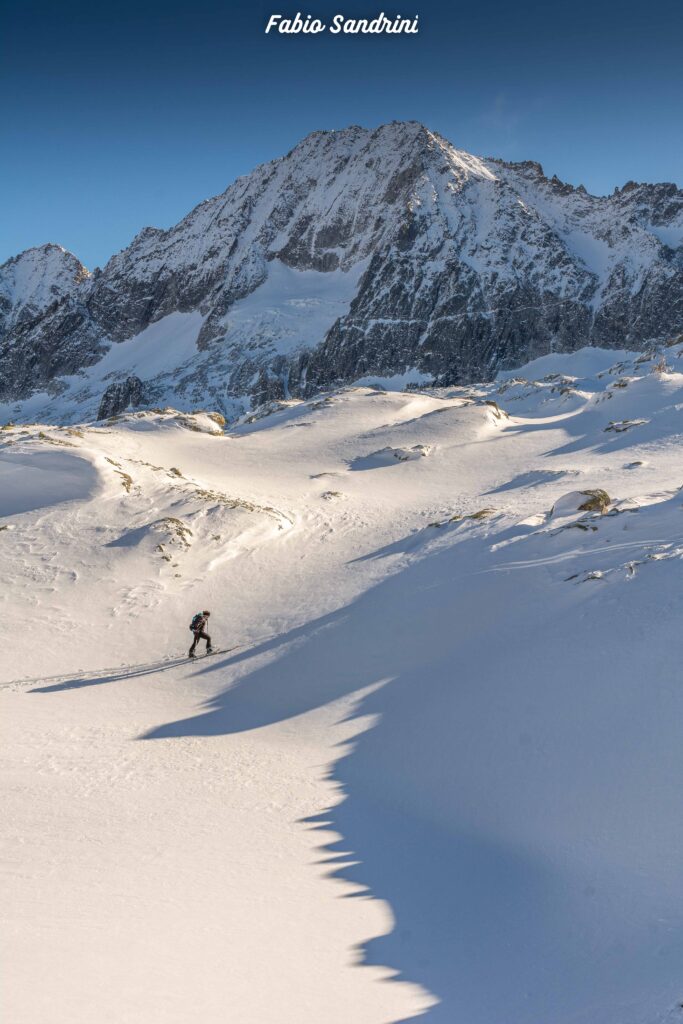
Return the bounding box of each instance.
[189,610,212,658]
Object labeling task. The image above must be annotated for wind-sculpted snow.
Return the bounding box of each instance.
[2,345,683,1023]
[1,122,682,423]
[0,449,99,516]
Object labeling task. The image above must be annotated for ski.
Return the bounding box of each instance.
[187,646,239,660]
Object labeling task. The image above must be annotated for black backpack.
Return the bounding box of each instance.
[189,612,203,632]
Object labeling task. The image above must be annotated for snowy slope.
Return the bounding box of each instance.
[2,340,683,1023]
[1,123,682,421]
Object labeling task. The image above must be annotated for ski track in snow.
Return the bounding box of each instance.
[2,344,683,1023]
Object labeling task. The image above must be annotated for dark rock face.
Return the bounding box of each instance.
[97,376,147,419]
[1,121,682,421]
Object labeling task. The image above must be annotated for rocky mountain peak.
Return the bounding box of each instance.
[0,243,89,338]
[1,122,682,424]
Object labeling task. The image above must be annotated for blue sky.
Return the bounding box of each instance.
[2,0,682,268]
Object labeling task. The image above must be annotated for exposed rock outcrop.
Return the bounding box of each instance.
[97,376,147,419]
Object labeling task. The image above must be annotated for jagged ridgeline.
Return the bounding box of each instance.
[1,121,682,423]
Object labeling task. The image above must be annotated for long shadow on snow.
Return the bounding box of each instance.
[139,524,683,1023]
[30,657,191,693]
[27,633,287,694]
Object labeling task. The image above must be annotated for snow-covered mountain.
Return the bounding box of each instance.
[3,340,683,1023]
[2,121,682,423]
[0,243,89,336]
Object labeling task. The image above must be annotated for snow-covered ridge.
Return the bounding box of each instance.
[1,121,682,423]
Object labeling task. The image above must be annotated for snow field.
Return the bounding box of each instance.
[2,342,683,1022]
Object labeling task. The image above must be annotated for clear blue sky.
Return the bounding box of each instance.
[2,0,682,269]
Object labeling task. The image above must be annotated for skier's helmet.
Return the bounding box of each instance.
[203,610,211,616]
